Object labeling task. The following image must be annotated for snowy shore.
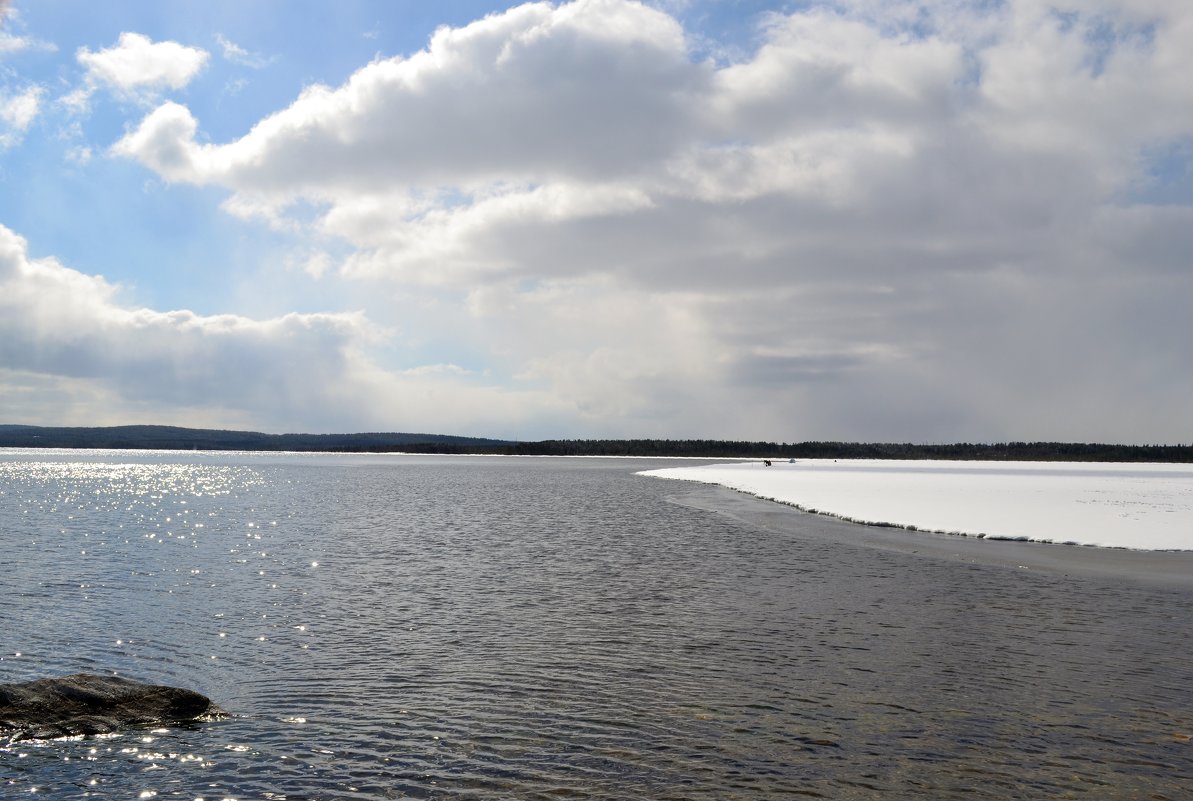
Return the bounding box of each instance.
[640,460,1193,551]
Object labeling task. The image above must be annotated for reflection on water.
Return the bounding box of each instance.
[2,451,1191,799]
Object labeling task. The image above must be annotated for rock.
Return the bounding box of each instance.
[0,673,220,740]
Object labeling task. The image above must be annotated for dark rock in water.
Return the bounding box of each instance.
[0,673,220,740]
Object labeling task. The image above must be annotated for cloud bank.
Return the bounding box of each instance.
[0,224,562,434]
[16,0,1193,440]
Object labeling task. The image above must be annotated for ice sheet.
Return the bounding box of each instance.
[640,460,1193,551]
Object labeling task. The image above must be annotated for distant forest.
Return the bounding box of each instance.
[0,425,505,452]
[0,424,1190,462]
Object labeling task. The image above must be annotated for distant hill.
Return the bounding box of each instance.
[0,424,510,452]
[0,425,1190,461]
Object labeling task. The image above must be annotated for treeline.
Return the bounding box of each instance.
[1,425,1189,461]
[0,425,507,452]
[450,439,1193,461]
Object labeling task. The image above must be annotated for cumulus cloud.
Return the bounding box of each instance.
[64,32,208,111]
[115,1,698,192]
[110,0,1193,441]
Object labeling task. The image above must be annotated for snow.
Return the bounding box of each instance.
[639,460,1193,551]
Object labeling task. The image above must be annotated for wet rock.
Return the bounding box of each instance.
[0,673,219,740]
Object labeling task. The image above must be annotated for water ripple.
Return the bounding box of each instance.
[1,452,1192,799]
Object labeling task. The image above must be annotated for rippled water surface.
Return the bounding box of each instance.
[2,451,1191,799]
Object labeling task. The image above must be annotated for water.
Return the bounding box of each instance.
[2,451,1191,799]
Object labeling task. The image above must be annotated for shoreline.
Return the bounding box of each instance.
[666,482,1193,591]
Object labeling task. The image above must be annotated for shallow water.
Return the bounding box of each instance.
[1,451,1191,799]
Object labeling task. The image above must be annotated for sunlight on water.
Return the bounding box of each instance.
[2,451,1192,799]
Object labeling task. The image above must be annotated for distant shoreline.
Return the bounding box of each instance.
[1,424,1191,461]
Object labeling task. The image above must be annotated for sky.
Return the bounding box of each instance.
[0,0,1190,442]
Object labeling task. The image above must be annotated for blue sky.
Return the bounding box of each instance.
[1,0,1191,442]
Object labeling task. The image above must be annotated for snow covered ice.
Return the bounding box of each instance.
[641,460,1193,551]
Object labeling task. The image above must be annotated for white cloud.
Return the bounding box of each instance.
[0,85,40,127]
[64,143,93,164]
[215,33,273,69]
[0,84,41,148]
[0,29,36,54]
[0,224,564,434]
[401,363,475,377]
[0,2,55,55]
[115,0,700,192]
[111,101,204,178]
[0,223,362,427]
[66,32,208,111]
[108,0,1193,441]
[80,32,208,92]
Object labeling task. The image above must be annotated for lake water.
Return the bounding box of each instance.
[2,451,1191,799]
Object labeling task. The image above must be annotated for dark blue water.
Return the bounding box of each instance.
[2,451,1191,799]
